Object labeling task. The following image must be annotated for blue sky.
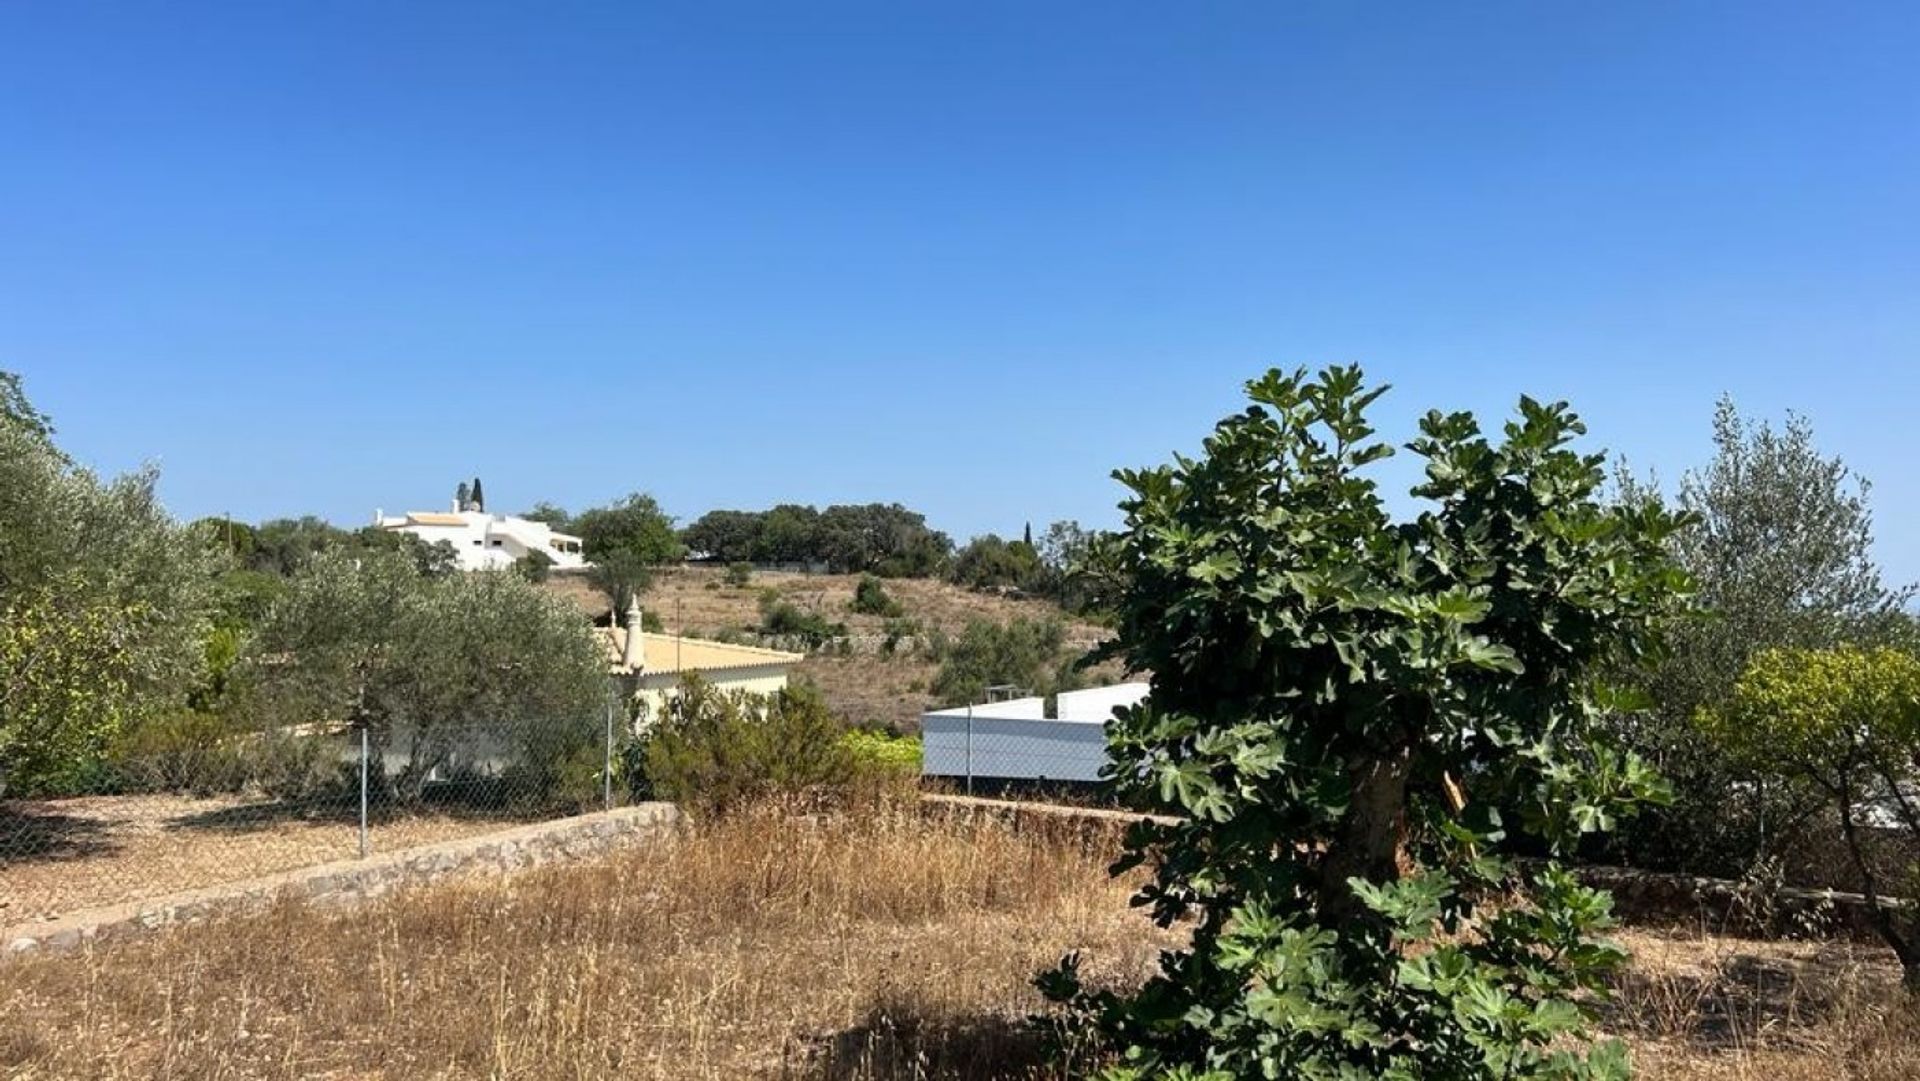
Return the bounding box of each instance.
[4,2,1917,583]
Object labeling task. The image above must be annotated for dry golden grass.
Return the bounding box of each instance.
[3,801,1914,1080]
[642,566,1108,645]
[0,801,1159,1080]
[1607,926,1917,1080]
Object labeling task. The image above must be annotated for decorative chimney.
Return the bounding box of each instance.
[622,598,646,671]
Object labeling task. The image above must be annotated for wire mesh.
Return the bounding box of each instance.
[918,716,1112,799]
[1,699,629,928]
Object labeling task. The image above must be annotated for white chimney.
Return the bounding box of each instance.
[622,598,646,671]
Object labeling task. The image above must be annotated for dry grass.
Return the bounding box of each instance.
[592,566,1118,729]
[0,794,554,928]
[0,801,1159,1080]
[3,802,1915,1080]
[1607,927,1917,1080]
[642,566,1108,646]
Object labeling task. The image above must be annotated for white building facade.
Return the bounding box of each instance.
[373,506,589,572]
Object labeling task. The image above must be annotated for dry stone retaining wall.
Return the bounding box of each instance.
[3,803,678,955]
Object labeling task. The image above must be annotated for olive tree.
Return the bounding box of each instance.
[1607,399,1915,877]
[1699,646,1920,986]
[250,550,609,804]
[0,375,222,795]
[1042,367,1688,1080]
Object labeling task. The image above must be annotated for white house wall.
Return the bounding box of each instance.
[1055,683,1149,722]
[376,511,588,572]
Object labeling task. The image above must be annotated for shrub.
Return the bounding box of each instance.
[724,561,754,588]
[1699,645,1920,986]
[1603,399,1917,879]
[514,550,554,583]
[758,594,847,648]
[1040,367,1688,1079]
[109,710,254,794]
[841,729,921,774]
[641,676,858,816]
[929,617,1076,706]
[880,617,922,655]
[850,574,903,617]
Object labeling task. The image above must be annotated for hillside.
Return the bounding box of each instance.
[548,564,1115,729]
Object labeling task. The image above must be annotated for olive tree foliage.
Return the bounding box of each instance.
[519,501,574,530]
[575,492,682,618]
[0,373,222,795]
[0,370,54,442]
[1042,368,1689,1081]
[930,617,1077,707]
[249,549,609,803]
[1699,646,1920,986]
[1604,400,1917,877]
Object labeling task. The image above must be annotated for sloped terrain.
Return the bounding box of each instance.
[549,565,1115,729]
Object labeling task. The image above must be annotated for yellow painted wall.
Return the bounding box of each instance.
[629,664,793,728]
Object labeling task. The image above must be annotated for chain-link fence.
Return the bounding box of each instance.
[1,696,635,928]
[918,708,1112,800]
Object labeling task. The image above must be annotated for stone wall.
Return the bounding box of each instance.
[3,803,678,955]
[922,793,1905,943]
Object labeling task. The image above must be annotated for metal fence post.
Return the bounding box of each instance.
[603,691,615,811]
[965,702,974,797]
[358,724,370,859]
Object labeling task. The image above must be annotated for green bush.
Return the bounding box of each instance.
[880,617,922,655]
[850,574,903,617]
[724,561,754,587]
[948,534,1042,591]
[250,729,353,803]
[929,617,1078,706]
[1699,645,1920,986]
[758,594,847,648]
[514,550,554,583]
[110,710,254,794]
[840,729,921,775]
[506,718,610,813]
[640,676,858,816]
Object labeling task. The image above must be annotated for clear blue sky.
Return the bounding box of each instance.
[5,2,1917,583]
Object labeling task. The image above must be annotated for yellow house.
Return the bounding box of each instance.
[602,601,803,725]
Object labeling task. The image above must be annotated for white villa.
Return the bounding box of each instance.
[373,505,588,572]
